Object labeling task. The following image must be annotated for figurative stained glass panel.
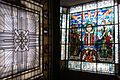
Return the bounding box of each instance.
[70,6,82,13]
[96,25,114,62]
[68,61,81,70]
[0,4,40,78]
[60,0,119,74]
[81,24,97,62]
[98,7,114,25]
[97,63,115,73]
[98,0,114,8]
[83,2,97,11]
[69,28,81,59]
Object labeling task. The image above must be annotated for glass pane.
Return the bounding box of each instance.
[97,63,115,73]
[97,44,114,62]
[61,45,65,60]
[60,14,62,28]
[66,45,68,59]
[83,2,97,11]
[61,29,66,44]
[82,10,97,25]
[60,7,62,13]
[67,14,70,28]
[63,8,67,13]
[98,0,114,8]
[96,25,114,44]
[62,14,66,28]
[82,62,96,72]
[70,6,82,13]
[115,44,118,63]
[68,61,81,70]
[69,28,81,59]
[115,6,118,24]
[70,13,82,27]
[115,25,118,43]
[98,7,114,25]
[119,5,120,23]
[119,24,120,43]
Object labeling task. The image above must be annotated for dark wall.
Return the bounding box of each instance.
[60,68,119,80]
[48,0,60,80]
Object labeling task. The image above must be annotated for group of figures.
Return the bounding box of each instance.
[69,7,114,62]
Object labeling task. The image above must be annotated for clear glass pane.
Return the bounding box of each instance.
[83,2,97,11]
[61,45,65,60]
[97,63,115,73]
[70,6,82,13]
[68,61,81,70]
[98,0,114,8]
[82,62,96,72]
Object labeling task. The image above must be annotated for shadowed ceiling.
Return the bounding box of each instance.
[60,0,95,7]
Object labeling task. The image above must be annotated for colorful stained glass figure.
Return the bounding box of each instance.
[97,44,113,62]
[98,0,114,8]
[83,2,97,11]
[96,25,114,44]
[70,6,82,13]
[82,62,96,72]
[70,13,82,27]
[98,7,114,25]
[97,63,114,73]
[81,23,97,62]
[69,27,82,57]
[82,10,97,25]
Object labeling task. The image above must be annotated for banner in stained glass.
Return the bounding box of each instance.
[98,7,114,25]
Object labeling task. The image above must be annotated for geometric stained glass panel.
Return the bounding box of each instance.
[0,3,40,78]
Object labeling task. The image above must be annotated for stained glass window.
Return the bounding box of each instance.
[60,0,119,74]
[0,2,42,78]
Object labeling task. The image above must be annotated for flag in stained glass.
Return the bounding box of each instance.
[98,7,114,25]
